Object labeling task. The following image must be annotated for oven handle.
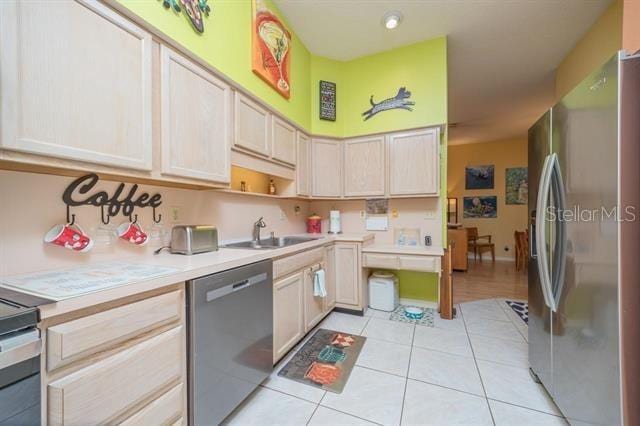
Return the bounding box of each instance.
[206,272,268,302]
[0,332,41,371]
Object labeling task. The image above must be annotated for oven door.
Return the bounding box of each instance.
[0,330,41,426]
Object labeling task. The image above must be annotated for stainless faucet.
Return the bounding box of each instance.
[252,217,267,242]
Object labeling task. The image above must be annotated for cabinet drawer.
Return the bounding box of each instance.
[274,247,324,280]
[398,255,438,272]
[362,253,399,269]
[47,290,183,371]
[121,383,184,426]
[48,326,184,425]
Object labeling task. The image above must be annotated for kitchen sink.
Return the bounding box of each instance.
[223,236,321,250]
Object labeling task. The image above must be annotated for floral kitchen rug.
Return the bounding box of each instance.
[388,305,435,327]
[277,329,365,393]
[506,300,528,324]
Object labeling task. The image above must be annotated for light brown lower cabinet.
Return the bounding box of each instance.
[41,286,187,426]
[303,263,326,332]
[334,242,364,310]
[324,245,336,310]
[273,247,336,363]
[273,272,305,363]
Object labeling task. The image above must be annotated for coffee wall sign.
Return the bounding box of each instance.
[63,173,162,218]
[362,87,415,121]
[319,80,336,121]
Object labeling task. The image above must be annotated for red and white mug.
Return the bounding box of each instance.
[117,221,148,246]
[44,223,94,253]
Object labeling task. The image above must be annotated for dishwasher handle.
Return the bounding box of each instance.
[206,272,268,302]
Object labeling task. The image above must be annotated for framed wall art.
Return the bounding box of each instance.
[463,196,498,218]
[506,167,528,204]
[252,0,291,99]
[465,165,494,190]
[319,80,336,121]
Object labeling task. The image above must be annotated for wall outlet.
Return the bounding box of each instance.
[425,211,435,220]
[391,209,398,218]
[359,210,365,218]
[170,206,180,223]
[279,208,286,220]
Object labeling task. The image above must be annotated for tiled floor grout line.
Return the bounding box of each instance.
[399,323,416,426]
[304,402,321,426]
[486,397,566,418]
[459,304,497,426]
[406,376,487,399]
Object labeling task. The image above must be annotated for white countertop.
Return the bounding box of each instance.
[362,244,444,256]
[2,233,374,320]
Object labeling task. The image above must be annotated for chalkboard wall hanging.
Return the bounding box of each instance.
[162,0,211,33]
[319,80,336,121]
[362,87,415,121]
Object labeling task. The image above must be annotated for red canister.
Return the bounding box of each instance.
[307,214,322,234]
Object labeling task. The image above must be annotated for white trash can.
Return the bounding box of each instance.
[368,271,399,312]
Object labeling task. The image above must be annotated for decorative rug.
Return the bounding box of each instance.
[388,304,435,327]
[277,329,365,393]
[506,301,528,324]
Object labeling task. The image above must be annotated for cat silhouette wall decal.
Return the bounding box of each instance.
[362,87,415,121]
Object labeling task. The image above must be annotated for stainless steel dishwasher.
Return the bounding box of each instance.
[187,259,273,426]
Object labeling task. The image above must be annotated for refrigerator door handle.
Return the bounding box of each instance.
[535,154,555,310]
[549,154,567,312]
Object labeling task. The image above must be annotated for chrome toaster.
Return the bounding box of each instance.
[170,225,218,255]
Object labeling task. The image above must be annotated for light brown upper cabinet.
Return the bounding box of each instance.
[271,116,296,166]
[343,136,386,197]
[296,132,311,196]
[233,93,271,157]
[388,128,440,196]
[160,46,231,183]
[0,0,153,170]
[311,138,343,197]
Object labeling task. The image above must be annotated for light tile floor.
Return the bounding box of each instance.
[225,298,566,426]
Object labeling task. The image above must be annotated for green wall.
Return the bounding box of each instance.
[118,0,447,302]
[117,0,447,139]
[118,0,312,130]
[374,270,439,302]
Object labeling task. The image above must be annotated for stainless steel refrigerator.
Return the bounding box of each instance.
[528,51,640,425]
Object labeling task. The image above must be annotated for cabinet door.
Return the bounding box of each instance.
[234,93,271,157]
[388,128,440,196]
[273,272,304,362]
[343,136,385,197]
[304,266,325,332]
[272,116,296,166]
[334,243,360,307]
[47,326,184,426]
[0,0,153,170]
[324,245,336,311]
[312,138,342,197]
[160,46,231,183]
[296,132,311,196]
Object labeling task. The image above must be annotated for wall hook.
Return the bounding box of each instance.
[129,213,138,224]
[152,206,162,224]
[66,205,76,226]
[100,205,111,225]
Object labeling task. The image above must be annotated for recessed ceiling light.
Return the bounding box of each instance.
[382,11,402,30]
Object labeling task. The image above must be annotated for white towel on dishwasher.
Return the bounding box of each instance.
[313,269,327,298]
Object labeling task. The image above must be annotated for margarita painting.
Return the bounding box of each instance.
[252,0,291,99]
[463,196,498,218]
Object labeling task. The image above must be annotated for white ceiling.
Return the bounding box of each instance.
[273,0,612,145]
